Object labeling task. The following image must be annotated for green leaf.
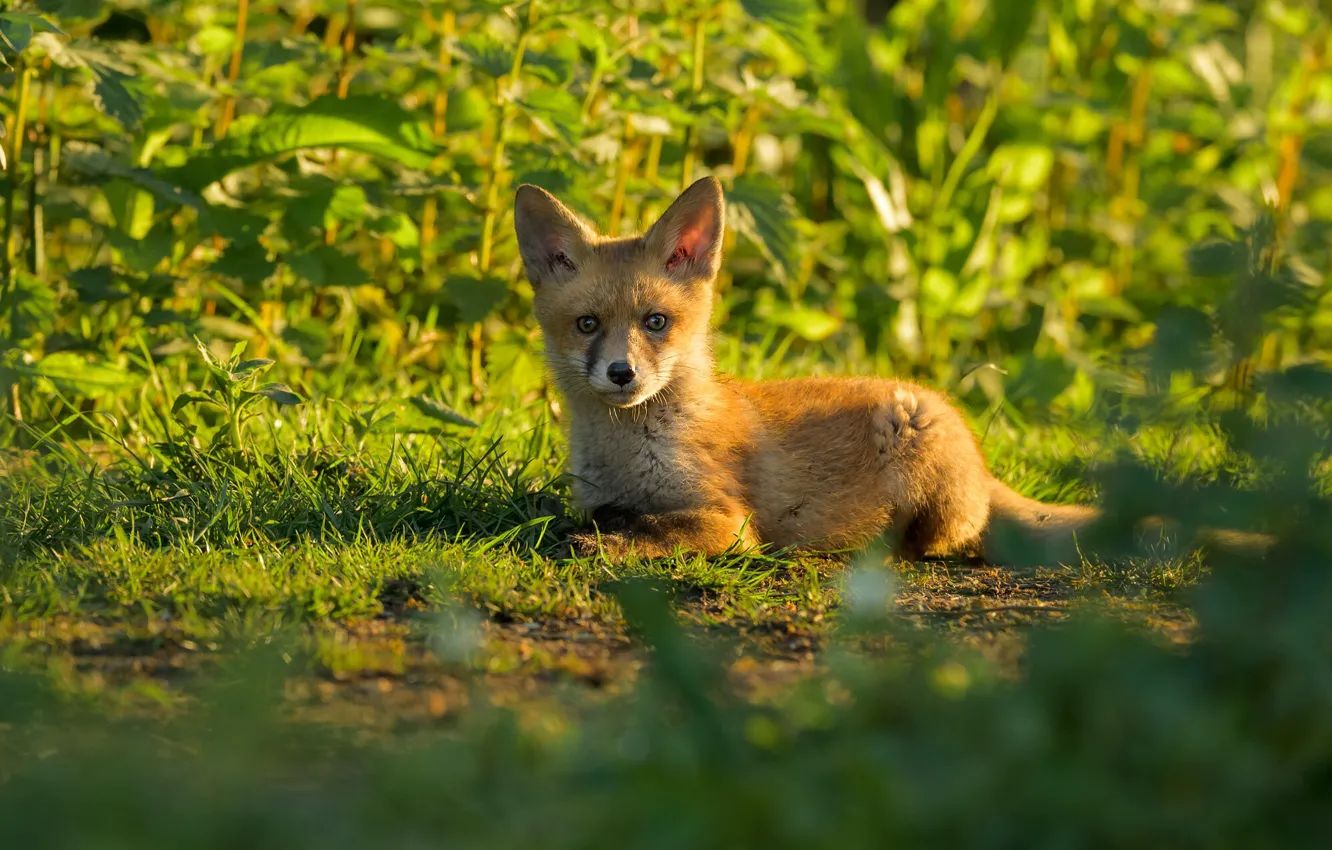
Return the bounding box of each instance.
[739,0,814,33]
[229,358,274,382]
[195,317,254,344]
[0,11,62,35]
[445,86,490,132]
[409,396,478,428]
[989,0,1041,67]
[0,11,61,57]
[193,336,232,380]
[373,211,420,250]
[90,63,142,129]
[67,266,128,304]
[1188,240,1239,277]
[726,176,799,284]
[0,19,33,55]
[163,95,440,193]
[247,382,303,406]
[282,319,331,361]
[0,274,56,343]
[28,33,142,128]
[988,144,1054,192]
[34,0,101,20]
[451,34,513,78]
[285,246,367,289]
[325,184,368,228]
[952,277,989,317]
[191,24,235,55]
[284,185,339,242]
[1078,297,1142,322]
[172,391,222,415]
[62,141,203,209]
[14,351,137,398]
[106,220,173,274]
[445,274,508,324]
[1261,364,1332,406]
[765,306,841,341]
[286,250,330,288]
[197,206,268,242]
[523,49,573,84]
[919,268,959,317]
[212,241,277,285]
[1009,353,1076,407]
[517,89,583,146]
[1149,307,1215,378]
[739,0,824,65]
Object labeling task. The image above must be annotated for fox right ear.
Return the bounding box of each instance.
[514,185,595,286]
[644,176,725,284]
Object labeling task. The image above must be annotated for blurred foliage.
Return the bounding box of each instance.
[2,386,1331,848]
[0,0,1327,428]
[2,0,1332,844]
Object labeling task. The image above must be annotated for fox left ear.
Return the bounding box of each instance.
[514,184,597,287]
[645,176,724,283]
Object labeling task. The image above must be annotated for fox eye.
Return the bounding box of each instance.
[576,315,599,334]
[643,313,669,332]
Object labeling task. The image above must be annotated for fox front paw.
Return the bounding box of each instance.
[567,529,629,559]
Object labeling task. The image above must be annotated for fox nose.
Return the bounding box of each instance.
[606,361,636,387]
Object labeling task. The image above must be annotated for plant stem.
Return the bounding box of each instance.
[609,119,637,236]
[230,407,245,453]
[323,11,345,48]
[45,123,60,268]
[337,0,359,98]
[644,133,663,185]
[27,77,50,278]
[3,59,34,292]
[1275,31,1326,216]
[932,87,998,221]
[680,13,708,189]
[909,73,999,367]
[472,0,539,400]
[216,0,250,138]
[291,2,315,36]
[1112,47,1157,294]
[432,11,455,139]
[320,0,360,247]
[421,9,456,272]
[27,145,43,279]
[579,52,606,123]
[731,101,763,177]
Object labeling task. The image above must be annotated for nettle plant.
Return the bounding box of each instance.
[172,338,303,453]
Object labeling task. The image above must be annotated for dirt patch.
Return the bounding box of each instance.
[1,560,1192,727]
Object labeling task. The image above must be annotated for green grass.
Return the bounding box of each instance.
[1,335,1241,720]
[3,0,1331,843]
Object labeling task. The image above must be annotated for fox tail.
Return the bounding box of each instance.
[980,477,1269,566]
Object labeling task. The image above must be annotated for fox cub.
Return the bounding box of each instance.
[514,176,1101,564]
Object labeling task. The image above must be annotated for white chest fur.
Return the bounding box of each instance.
[566,404,699,514]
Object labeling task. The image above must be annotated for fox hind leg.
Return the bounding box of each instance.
[875,385,991,561]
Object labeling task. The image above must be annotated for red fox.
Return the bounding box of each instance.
[513,176,1255,564]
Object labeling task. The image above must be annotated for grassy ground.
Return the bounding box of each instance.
[8,339,1329,850]
[0,342,1230,728]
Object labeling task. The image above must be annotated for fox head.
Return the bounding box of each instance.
[514,176,724,409]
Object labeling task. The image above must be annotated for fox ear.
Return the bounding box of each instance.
[645,176,724,283]
[514,185,596,286]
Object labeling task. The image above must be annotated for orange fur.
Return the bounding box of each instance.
[513,178,1254,564]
